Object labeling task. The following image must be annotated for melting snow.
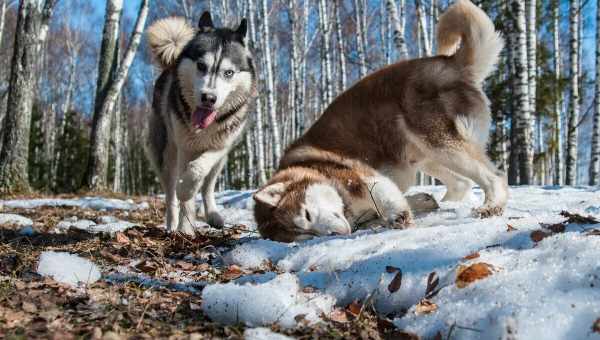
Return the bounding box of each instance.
[0,213,33,227]
[1,197,149,211]
[37,251,101,286]
[203,186,600,336]
[55,216,137,235]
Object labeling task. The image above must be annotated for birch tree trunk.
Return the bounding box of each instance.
[526,0,540,183]
[386,0,408,59]
[354,0,368,78]
[85,0,149,191]
[248,0,267,184]
[319,0,334,106]
[552,0,563,185]
[566,0,580,185]
[415,0,431,57]
[333,0,347,93]
[0,0,6,49]
[0,0,57,194]
[590,0,600,185]
[260,0,281,167]
[511,0,533,185]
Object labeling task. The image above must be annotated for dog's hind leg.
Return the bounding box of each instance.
[421,161,473,202]
[425,142,508,217]
[201,156,227,228]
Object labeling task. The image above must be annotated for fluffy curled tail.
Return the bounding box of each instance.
[437,0,504,85]
[147,17,195,69]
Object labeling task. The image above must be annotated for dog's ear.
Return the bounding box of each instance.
[253,182,289,208]
[235,18,248,43]
[198,11,214,31]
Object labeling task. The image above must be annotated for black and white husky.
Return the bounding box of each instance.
[145,12,256,235]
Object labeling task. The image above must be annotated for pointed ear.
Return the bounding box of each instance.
[198,11,214,31]
[253,182,289,208]
[236,18,248,42]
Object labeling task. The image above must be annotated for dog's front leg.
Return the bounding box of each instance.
[201,156,227,228]
[175,150,225,235]
[365,176,413,229]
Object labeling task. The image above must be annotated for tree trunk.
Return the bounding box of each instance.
[566,0,580,185]
[85,0,149,191]
[354,0,368,78]
[248,0,267,184]
[415,0,431,57]
[590,0,600,185]
[319,0,334,106]
[552,0,563,185]
[259,0,281,168]
[333,0,347,93]
[0,0,6,49]
[0,0,57,195]
[526,0,540,183]
[511,0,533,185]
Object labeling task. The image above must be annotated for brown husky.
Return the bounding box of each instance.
[253,0,507,242]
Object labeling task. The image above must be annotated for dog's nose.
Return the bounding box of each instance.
[201,93,217,106]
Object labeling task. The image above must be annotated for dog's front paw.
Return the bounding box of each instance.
[472,205,504,218]
[206,211,225,228]
[386,210,414,229]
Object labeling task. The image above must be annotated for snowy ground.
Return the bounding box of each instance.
[2,187,600,339]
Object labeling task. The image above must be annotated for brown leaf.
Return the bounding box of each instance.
[592,318,600,334]
[456,263,494,288]
[415,299,438,315]
[506,224,518,232]
[347,300,362,316]
[115,232,130,244]
[462,252,480,260]
[585,229,600,236]
[560,211,600,224]
[302,286,317,294]
[329,308,350,323]
[530,230,550,243]
[135,260,158,274]
[222,265,244,281]
[386,265,401,273]
[388,269,403,293]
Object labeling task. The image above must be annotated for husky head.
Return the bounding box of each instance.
[253,179,352,242]
[176,12,255,129]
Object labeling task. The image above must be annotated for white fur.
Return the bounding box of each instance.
[455,114,491,146]
[294,184,351,236]
[363,176,411,226]
[147,17,195,69]
[436,0,504,85]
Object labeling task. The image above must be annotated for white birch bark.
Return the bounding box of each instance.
[566,0,580,185]
[386,0,408,59]
[526,0,540,183]
[354,0,368,78]
[319,0,334,106]
[0,0,6,49]
[0,0,57,194]
[552,0,563,185]
[415,0,431,57]
[590,0,600,185]
[333,0,347,93]
[259,0,281,167]
[512,0,533,184]
[247,0,267,184]
[86,0,149,191]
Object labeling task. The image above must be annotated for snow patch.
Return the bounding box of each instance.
[1,197,149,211]
[224,239,291,269]
[202,273,335,328]
[244,328,294,340]
[0,213,33,227]
[55,216,136,235]
[37,251,101,286]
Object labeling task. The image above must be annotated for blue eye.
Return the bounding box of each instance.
[223,70,234,78]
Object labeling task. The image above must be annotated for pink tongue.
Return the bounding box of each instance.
[192,107,217,129]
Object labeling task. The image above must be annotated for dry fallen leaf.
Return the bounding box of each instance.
[425,272,440,298]
[530,230,550,243]
[506,224,517,232]
[456,263,494,288]
[222,265,244,281]
[462,252,480,260]
[329,308,350,323]
[386,265,401,273]
[415,299,438,315]
[541,222,566,233]
[115,232,130,244]
[347,300,362,316]
[592,318,600,334]
[388,269,403,293]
